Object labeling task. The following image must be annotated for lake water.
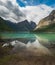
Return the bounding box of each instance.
[0,33,55,56]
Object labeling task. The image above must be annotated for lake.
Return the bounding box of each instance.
[0,33,55,56]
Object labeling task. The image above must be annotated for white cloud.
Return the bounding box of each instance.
[0,0,54,24]
[20,4,53,24]
[0,0,17,5]
[0,0,26,23]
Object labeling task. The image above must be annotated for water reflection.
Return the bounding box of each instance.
[1,33,55,56]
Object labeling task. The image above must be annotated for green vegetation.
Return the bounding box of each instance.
[0,17,14,32]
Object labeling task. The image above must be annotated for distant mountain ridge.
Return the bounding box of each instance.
[0,17,36,32]
[35,10,55,32]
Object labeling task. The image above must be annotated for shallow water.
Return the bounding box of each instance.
[0,33,55,56]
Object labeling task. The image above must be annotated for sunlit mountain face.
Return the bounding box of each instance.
[0,0,54,24]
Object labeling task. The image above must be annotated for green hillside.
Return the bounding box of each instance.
[0,17,14,32]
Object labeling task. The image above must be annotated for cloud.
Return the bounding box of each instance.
[0,0,26,23]
[21,4,53,24]
[0,0,54,24]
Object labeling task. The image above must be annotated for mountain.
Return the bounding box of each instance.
[17,20,36,31]
[0,17,36,32]
[34,10,55,32]
[0,17,19,32]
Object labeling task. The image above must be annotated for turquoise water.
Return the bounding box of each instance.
[1,32,55,40]
[36,33,55,41]
[0,33,36,39]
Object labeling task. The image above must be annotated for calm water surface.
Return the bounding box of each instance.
[0,33,55,56]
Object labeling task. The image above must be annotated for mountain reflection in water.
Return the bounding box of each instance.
[1,33,55,56]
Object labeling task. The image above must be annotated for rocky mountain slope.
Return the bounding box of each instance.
[35,10,55,32]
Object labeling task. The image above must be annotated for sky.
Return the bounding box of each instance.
[0,0,55,24]
[17,0,55,7]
